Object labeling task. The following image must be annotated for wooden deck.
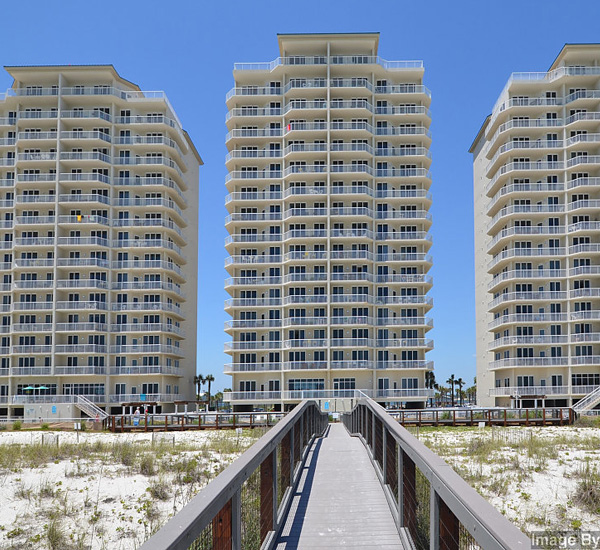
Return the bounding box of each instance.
[275,423,404,549]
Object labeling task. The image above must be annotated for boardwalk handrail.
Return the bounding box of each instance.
[342,398,531,550]
[139,400,328,550]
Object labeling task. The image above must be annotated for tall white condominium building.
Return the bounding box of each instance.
[472,44,600,410]
[225,33,434,411]
[0,65,201,421]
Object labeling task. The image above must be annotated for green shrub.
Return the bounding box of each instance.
[12,420,22,431]
[41,423,50,431]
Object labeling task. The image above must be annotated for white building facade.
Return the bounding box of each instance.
[225,33,434,411]
[0,65,200,420]
[473,44,600,409]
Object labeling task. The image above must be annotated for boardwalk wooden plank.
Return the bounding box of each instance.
[276,423,404,549]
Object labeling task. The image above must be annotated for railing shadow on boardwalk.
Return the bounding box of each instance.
[274,426,328,549]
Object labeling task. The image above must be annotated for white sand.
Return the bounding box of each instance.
[419,425,600,533]
[0,429,259,549]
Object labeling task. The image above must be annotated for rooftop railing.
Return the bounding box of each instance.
[233,56,423,72]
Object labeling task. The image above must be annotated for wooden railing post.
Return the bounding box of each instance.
[402,450,415,539]
[231,489,241,550]
[281,430,291,490]
[439,495,459,550]
[398,444,404,526]
[430,489,440,550]
[382,426,387,481]
[260,450,276,542]
[212,498,232,550]
[386,428,397,488]
[371,409,375,453]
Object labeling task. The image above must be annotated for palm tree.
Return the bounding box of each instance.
[205,374,215,410]
[425,371,436,407]
[213,391,224,411]
[456,377,464,406]
[446,374,456,407]
[193,374,205,400]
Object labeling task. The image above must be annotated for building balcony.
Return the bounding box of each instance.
[225,234,282,245]
[15,258,55,268]
[489,291,567,309]
[12,323,53,332]
[225,255,281,267]
[488,335,568,350]
[108,393,182,403]
[15,194,55,204]
[487,182,564,214]
[488,247,566,270]
[11,367,52,376]
[13,280,54,290]
[110,323,184,336]
[284,251,327,261]
[376,317,434,328]
[110,281,184,298]
[224,340,282,352]
[15,217,55,226]
[283,295,328,305]
[54,344,107,354]
[487,204,564,232]
[224,362,282,373]
[225,212,282,223]
[16,173,55,183]
[57,258,108,268]
[60,131,111,143]
[55,323,107,332]
[569,243,600,255]
[109,365,181,376]
[109,344,184,356]
[489,386,570,397]
[17,152,57,163]
[572,356,600,366]
[223,388,433,402]
[225,319,282,330]
[224,298,282,308]
[60,109,112,122]
[282,317,329,327]
[486,161,564,196]
[490,357,569,370]
[225,191,282,203]
[375,253,432,263]
[488,269,566,291]
[54,366,107,375]
[12,345,53,354]
[13,302,54,311]
[111,302,183,316]
[57,237,110,248]
[225,149,283,162]
[487,225,564,252]
[58,192,111,204]
[17,131,58,142]
[8,393,105,404]
[225,276,282,288]
[55,301,108,311]
[488,312,567,330]
[111,260,183,278]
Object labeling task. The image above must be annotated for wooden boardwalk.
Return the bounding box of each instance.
[275,423,404,549]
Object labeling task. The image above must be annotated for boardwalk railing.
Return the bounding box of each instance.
[139,400,328,550]
[108,411,285,432]
[342,398,531,550]
[388,406,573,426]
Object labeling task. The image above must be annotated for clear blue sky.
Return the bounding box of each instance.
[2,0,598,392]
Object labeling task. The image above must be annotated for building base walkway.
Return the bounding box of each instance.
[275,423,405,549]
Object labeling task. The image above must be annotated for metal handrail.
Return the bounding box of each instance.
[139,400,327,550]
[342,397,530,550]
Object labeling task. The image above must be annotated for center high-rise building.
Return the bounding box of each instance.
[224,33,434,411]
